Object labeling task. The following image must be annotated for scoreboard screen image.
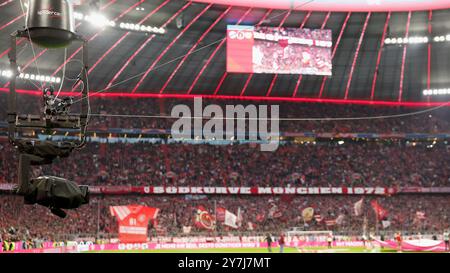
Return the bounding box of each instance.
[227,25,332,75]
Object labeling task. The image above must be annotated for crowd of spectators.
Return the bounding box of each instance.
[0,95,448,245]
[1,195,449,243]
[1,95,449,134]
[1,140,448,188]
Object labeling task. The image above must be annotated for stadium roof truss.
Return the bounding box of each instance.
[0,0,449,106]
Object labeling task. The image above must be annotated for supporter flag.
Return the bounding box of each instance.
[381,220,391,229]
[194,206,216,230]
[216,207,226,222]
[110,205,159,243]
[182,226,192,234]
[314,214,323,223]
[269,205,283,219]
[224,210,239,228]
[256,213,265,222]
[335,214,345,225]
[302,207,314,222]
[370,200,388,220]
[415,211,426,220]
[268,205,277,218]
[354,198,364,216]
[325,219,336,226]
[273,210,283,218]
[247,222,255,231]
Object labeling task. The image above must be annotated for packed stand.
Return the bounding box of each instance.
[1,195,449,245]
[1,95,449,133]
[1,140,449,187]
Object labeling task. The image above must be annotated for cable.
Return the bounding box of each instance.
[76,63,91,149]
[52,48,68,102]
[19,0,44,91]
[63,59,85,81]
[86,103,449,122]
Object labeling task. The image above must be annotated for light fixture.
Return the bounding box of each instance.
[385,36,429,45]
[423,88,450,96]
[73,12,165,34]
[0,69,61,83]
[85,12,110,27]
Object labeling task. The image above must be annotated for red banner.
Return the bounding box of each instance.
[139,186,396,195]
[216,207,226,222]
[8,184,450,196]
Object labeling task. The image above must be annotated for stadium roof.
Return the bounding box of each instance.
[0,0,449,106]
[192,0,450,12]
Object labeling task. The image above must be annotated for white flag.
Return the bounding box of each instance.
[381,220,391,229]
[224,210,238,228]
[354,198,364,216]
[336,214,345,225]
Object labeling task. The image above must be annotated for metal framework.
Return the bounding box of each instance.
[7,30,89,145]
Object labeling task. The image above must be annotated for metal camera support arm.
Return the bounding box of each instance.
[7,30,89,146]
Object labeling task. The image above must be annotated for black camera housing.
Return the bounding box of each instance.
[24,176,89,218]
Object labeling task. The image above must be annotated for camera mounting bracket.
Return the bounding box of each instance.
[7,30,89,147]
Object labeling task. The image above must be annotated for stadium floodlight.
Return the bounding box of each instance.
[385,36,430,45]
[73,11,84,20]
[1,70,62,83]
[423,88,450,96]
[1,69,13,78]
[72,11,165,35]
[434,35,445,42]
[85,12,110,27]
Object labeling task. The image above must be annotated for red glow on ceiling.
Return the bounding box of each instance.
[191,0,450,12]
[1,88,448,108]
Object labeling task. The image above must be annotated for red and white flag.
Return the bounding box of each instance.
[314,214,323,223]
[216,207,226,222]
[194,206,216,230]
[247,222,255,231]
[415,211,426,220]
[335,214,345,225]
[256,213,265,222]
[325,220,336,226]
[110,205,159,243]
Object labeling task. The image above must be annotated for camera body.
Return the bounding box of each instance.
[24,176,89,212]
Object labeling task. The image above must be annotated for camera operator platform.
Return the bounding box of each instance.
[6,0,91,218]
